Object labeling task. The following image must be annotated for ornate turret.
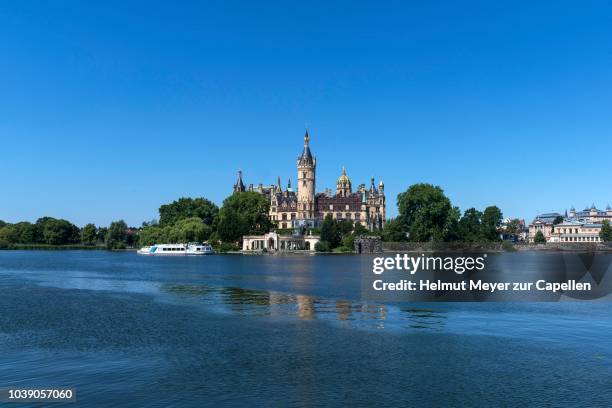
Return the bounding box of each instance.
[297,129,316,222]
[336,166,352,197]
[233,170,246,193]
[369,177,378,193]
[276,176,282,193]
[298,129,315,166]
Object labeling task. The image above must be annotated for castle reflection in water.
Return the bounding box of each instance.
[162,283,447,331]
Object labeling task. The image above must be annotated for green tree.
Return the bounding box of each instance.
[505,219,521,235]
[553,216,564,225]
[458,208,482,242]
[159,197,218,227]
[36,217,79,245]
[341,233,355,250]
[314,241,331,252]
[216,192,273,242]
[481,206,503,242]
[97,227,108,244]
[337,219,354,237]
[0,224,18,244]
[382,218,408,242]
[600,220,612,242]
[11,222,39,243]
[138,225,167,246]
[534,230,546,244]
[320,214,341,248]
[168,217,212,243]
[397,183,453,242]
[444,206,461,241]
[107,220,128,249]
[81,223,98,245]
[353,223,369,237]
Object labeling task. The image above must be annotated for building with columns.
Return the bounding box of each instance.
[528,204,612,243]
[233,130,386,231]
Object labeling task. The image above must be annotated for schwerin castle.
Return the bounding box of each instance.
[234,130,386,252]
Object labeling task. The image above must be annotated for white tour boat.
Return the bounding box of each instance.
[137,243,215,256]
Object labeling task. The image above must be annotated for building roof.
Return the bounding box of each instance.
[298,130,314,165]
[337,166,351,184]
[533,212,562,224]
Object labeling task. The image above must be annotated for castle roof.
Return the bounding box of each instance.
[337,166,351,184]
[233,170,245,192]
[298,129,314,165]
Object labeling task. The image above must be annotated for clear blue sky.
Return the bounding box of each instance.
[1,1,611,227]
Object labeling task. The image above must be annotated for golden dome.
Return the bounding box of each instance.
[337,166,351,184]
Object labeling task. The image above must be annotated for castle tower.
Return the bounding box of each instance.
[297,129,316,222]
[233,169,245,193]
[336,166,352,197]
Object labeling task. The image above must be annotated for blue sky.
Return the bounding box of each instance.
[1,1,611,227]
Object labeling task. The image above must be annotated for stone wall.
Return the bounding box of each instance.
[354,236,383,254]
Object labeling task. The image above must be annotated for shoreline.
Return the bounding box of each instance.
[3,245,612,253]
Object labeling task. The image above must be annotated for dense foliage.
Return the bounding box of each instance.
[0,217,80,247]
[159,198,218,227]
[397,183,454,242]
[392,183,504,243]
[534,230,546,244]
[600,220,612,242]
[316,215,375,252]
[216,192,273,243]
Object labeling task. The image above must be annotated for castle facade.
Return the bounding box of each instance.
[233,130,386,231]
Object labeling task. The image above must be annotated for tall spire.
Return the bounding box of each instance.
[298,129,314,165]
[233,169,245,193]
[277,176,282,192]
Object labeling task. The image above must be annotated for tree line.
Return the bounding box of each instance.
[0,217,136,249]
[4,182,606,251]
[314,183,507,252]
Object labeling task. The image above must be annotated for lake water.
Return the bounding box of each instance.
[0,251,610,407]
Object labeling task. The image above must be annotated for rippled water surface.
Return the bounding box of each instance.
[0,251,611,407]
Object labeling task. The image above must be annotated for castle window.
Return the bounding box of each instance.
[346,213,351,219]
[329,205,333,210]
[355,213,360,219]
[336,213,342,219]
[291,213,296,220]
[282,214,287,220]
[345,204,349,210]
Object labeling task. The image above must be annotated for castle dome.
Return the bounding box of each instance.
[337,166,351,184]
